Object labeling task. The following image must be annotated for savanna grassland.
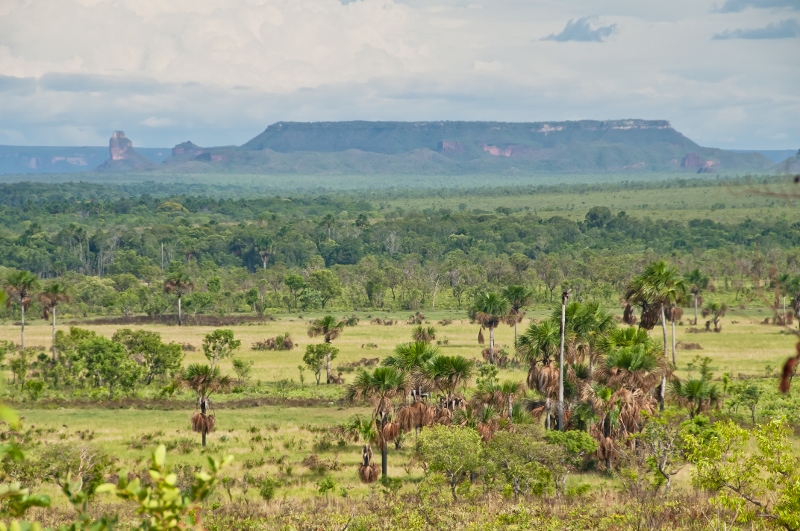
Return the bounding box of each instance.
[0,172,799,530]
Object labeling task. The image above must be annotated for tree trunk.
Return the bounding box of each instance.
[326,351,331,384]
[52,306,57,361]
[508,395,513,421]
[178,295,182,326]
[489,326,495,365]
[381,442,388,478]
[659,304,667,412]
[558,298,566,431]
[671,318,676,366]
[20,303,25,350]
[201,398,208,447]
[513,321,518,347]
[693,294,698,325]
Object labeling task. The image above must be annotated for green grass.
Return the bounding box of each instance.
[5,309,798,504]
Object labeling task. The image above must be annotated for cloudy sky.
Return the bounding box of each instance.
[0,0,797,149]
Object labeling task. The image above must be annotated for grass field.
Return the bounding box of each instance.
[2,307,798,506]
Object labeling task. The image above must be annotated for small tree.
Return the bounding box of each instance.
[113,329,183,384]
[202,329,241,370]
[303,344,338,385]
[416,425,482,501]
[307,315,344,384]
[484,427,552,500]
[683,418,800,530]
[632,410,686,494]
[79,336,143,398]
[232,358,254,386]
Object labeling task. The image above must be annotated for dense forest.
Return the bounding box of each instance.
[0,178,798,320]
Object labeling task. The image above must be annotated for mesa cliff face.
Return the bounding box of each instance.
[224,119,771,173]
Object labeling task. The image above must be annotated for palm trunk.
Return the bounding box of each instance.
[514,321,518,347]
[201,398,208,447]
[659,304,667,412]
[671,319,676,366]
[489,326,495,365]
[693,294,698,325]
[52,307,57,361]
[508,395,513,421]
[20,303,25,350]
[178,295,182,326]
[558,298,566,431]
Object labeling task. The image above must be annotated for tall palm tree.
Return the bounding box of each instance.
[4,270,40,350]
[553,300,616,374]
[518,319,561,428]
[558,290,570,431]
[308,315,345,384]
[346,367,407,477]
[182,364,231,447]
[163,272,194,326]
[38,283,71,360]
[625,260,687,410]
[469,292,512,365]
[502,285,534,346]
[686,268,710,325]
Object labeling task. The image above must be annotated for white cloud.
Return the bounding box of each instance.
[0,0,797,149]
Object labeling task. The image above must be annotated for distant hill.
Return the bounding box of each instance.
[0,120,778,175]
[169,119,771,174]
[0,145,170,174]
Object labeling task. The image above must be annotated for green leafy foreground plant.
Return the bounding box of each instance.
[682,417,800,530]
[0,441,232,531]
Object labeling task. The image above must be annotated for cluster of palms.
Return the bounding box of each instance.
[469,286,534,365]
[345,341,476,480]
[1,270,70,358]
[517,260,725,466]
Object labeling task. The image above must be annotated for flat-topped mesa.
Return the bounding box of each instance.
[109,131,134,160]
[241,119,686,155]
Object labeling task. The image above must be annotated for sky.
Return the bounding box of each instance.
[0,0,798,149]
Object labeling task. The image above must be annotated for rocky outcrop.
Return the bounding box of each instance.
[172,141,206,157]
[681,152,716,171]
[96,131,156,172]
[109,131,134,160]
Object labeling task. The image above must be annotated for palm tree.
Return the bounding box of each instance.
[308,315,345,384]
[346,367,407,477]
[502,285,534,345]
[469,292,512,365]
[669,377,721,418]
[163,272,194,326]
[702,301,727,331]
[422,355,474,400]
[558,290,570,431]
[553,300,616,375]
[182,364,231,446]
[3,270,40,350]
[382,341,439,399]
[344,415,380,483]
[686,268,710,325]
[38,283,70,360]
[625,260,687,410]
